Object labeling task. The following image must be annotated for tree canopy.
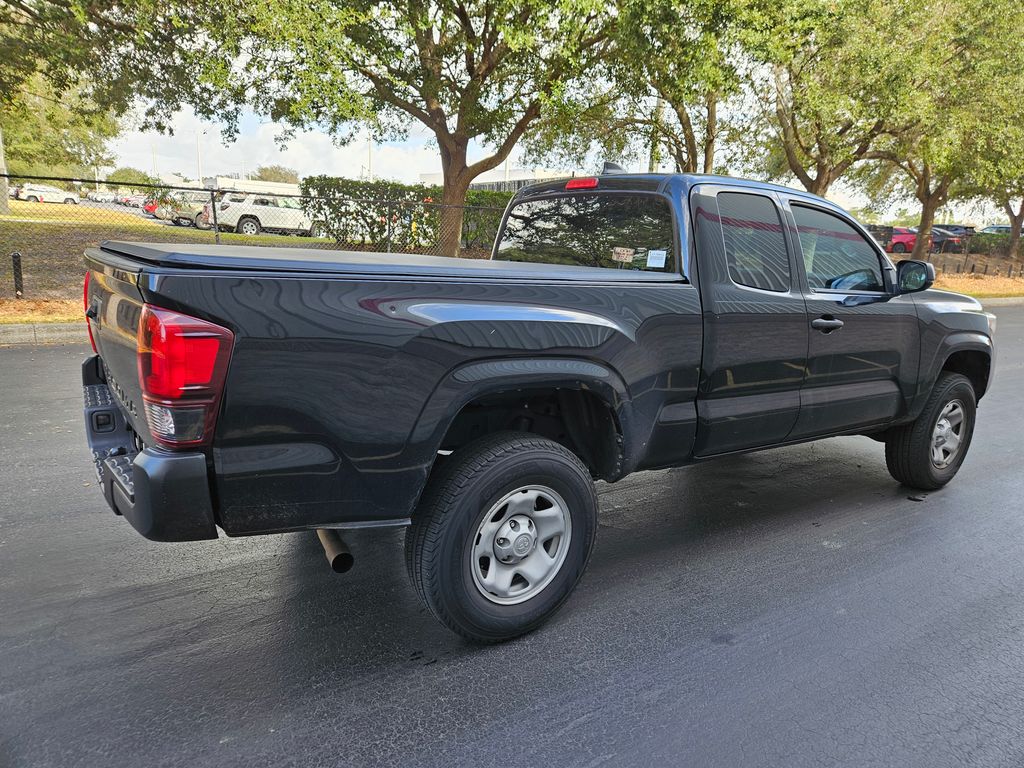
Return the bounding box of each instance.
[252,165,300,184]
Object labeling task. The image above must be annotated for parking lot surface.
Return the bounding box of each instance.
[2,307,1024,768]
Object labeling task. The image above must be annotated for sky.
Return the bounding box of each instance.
[108,107,532,185]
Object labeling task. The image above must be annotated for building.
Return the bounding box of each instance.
[419,167,572,192]
[201,176,301,196]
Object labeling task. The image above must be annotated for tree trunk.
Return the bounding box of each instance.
[437,139,472,258]
[0,123,10,216]
[702,93,717,174]
[912,195,941,261]
[1004,199,1023,261]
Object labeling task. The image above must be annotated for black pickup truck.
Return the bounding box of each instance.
[82,173,995,641]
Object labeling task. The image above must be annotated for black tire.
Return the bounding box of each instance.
[406,432,598,643]
[193,213,210,230]
[64,198,77,205]
[885,372,976,490]
[26,195,39,203]
[893,242,907,253]
[236,216,261,235]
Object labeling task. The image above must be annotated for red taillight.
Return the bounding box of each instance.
[84,271,97,353]
[565,177,599,190]
[137,305,234,448]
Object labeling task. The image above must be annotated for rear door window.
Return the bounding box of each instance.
[495,193,676,272]
[716,192,790,292]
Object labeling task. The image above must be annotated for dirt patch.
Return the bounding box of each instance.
[0,299,82,324]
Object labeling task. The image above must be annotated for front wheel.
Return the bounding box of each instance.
[885,372,976,489]
[406,432,598,642]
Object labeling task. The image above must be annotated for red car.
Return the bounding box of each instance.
[888,226,932,254]
[143,198,160,216]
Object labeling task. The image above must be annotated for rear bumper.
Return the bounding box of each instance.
[83,356,218,542]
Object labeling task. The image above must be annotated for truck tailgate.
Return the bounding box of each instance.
[84,250,153,444]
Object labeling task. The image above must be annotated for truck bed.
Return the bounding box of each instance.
[96,241,681,282]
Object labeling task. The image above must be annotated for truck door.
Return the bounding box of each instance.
[689,184,809,455]
[781,199,920,438]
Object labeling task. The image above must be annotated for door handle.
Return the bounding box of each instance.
[811,316,844,333]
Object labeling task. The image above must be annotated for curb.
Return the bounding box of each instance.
[0,297,1022,346]
[0,323,86,346]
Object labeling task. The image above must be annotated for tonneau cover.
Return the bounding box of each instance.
[95,241,681,282]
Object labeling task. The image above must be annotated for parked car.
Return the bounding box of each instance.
[8,185,19,199]
[888,226,931,253]
[978,225,1013,235]
[207,192,323,236]
[81,172,995,642]
[16,183,79,204]
[939,224,974,237]
[87,191,119,203]
[167,191,213,229]
[124,194,147,208]
[928,226,964,253]
[142,198,161,216]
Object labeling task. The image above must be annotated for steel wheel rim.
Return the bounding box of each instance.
[242,222,257,234]
[931,399,965,469]
[470,485,572,606]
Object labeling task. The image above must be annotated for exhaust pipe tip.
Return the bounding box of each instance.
[316,528,354,573]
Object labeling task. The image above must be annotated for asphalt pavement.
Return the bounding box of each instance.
[2,308,1024,768]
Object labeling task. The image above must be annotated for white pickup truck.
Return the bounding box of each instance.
[204,192,323,237]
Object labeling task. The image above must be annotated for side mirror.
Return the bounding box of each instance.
[897,260,935,294]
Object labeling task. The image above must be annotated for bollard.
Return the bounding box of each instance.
[11,251,23,298]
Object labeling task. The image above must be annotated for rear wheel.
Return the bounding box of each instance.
[893,242,907,253]
[406,432,598,642]
[26,195,39,203]
[885,372,976,489]
[193,213,210,230]
[64,197,77,205]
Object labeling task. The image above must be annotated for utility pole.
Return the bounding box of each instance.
[367,131,373,181]
[0,124,9,215]
[196,133,203,186]
[648,97,665,173]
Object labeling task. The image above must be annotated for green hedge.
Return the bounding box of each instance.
[968,232,1012,257]
[300,176,512,253]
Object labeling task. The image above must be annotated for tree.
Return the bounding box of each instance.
[526,0,756,175]
[213,0,616,256]
[740,0,927,197]
[107,167,160,189]
[0,0,240,209]
[861,0,1024,260]
[0,76,118,179]
[253,165,300,184]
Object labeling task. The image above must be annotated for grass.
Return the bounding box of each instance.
[0,299,81,324]
[0,205,336,300]
[933,273,1024,298]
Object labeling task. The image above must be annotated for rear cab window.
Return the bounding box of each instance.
[494,192,677,273]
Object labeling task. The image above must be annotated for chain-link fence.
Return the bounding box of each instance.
[1,174,507,299]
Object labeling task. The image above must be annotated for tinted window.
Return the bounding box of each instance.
[792,205,885,292]
[496,193,675,272]
[717,192,790,291]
